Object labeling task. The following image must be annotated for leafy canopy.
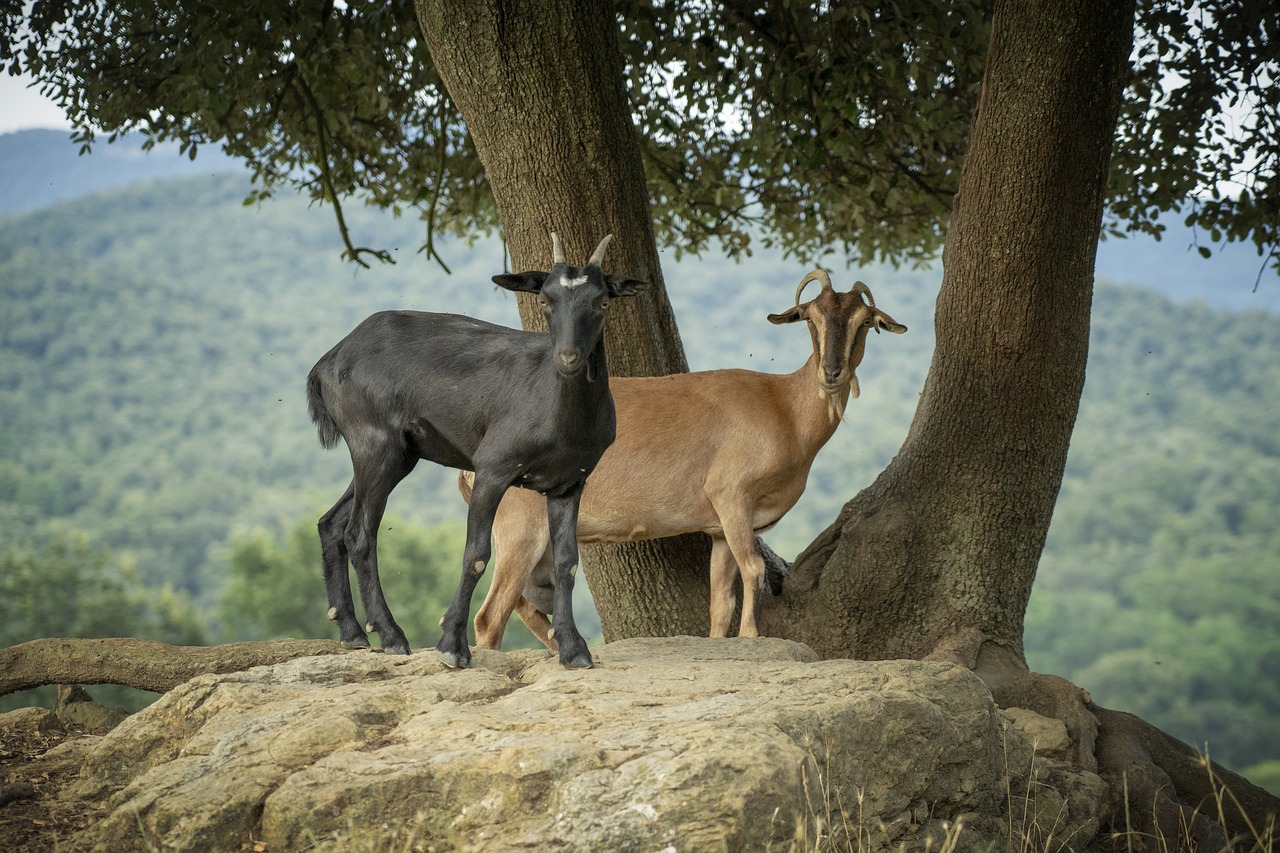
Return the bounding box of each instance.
[3,0,1275,272]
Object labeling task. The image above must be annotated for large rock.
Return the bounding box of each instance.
[57,637,1104,851]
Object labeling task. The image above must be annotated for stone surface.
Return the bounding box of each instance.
[1004,706,1072,755]
[46,637,1107,852]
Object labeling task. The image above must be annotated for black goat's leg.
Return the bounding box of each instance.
[547,492,593,669]
[318,482,368,648]
[345,446,415,655]
[437,473,504,668]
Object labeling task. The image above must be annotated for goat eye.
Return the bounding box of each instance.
[600,300,610,310]
[537,296,548,308]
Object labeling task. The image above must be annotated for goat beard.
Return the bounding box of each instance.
[822,386,849,425]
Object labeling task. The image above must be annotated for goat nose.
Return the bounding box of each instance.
[557,349,582,372]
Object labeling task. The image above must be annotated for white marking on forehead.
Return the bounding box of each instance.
[563,274,589,288]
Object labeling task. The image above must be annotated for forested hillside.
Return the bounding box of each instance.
[0,147,1276,791]
[0,128,235,216]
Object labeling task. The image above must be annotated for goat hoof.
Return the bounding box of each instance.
[436,648,471,669]
[340,634,371,649]
[381,640,411,656]
[559,649,595,669]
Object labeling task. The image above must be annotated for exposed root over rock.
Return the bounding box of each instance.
[0,637,356,696]
[990,669,1278,851]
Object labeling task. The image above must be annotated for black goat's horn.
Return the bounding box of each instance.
[551,232,565,265]
[588,234,613,267]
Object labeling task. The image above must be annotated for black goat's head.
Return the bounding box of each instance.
[493,233,648,377]
[767,269,907,416]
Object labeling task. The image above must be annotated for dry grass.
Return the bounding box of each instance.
[781,737,1275,853]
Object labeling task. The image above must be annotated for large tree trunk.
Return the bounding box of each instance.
[761,0,1136,686]
[414,0,711,637]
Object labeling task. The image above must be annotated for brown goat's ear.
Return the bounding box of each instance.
[493,271,549,293]
[875,313,908,335]
[605,274,649,298]
[767,305,805,325]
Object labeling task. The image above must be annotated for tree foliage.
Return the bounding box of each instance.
[1113,0,1280,275]
[4,1,1274,270]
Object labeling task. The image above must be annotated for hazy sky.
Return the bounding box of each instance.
[1,73,72,134]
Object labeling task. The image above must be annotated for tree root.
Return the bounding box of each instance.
[1094,704,1278,850]
[0,637,357,697]
[989,669,1278,850]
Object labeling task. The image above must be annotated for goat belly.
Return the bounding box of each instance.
[510,467,590,499]
[406,418,472,470]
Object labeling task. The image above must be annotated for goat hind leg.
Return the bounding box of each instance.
[345,451,415,655]
[319,484,369,648]
[513,595,556,650]
[473,498,552,650]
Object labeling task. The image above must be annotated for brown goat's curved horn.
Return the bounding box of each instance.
[794,269,834,306]
[550,232,565,265]
[587,234,613,267]
[850,280,876,309]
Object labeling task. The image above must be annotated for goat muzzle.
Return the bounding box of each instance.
[555,347,585,375]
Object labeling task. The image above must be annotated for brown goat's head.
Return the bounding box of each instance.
[767,269,906,419]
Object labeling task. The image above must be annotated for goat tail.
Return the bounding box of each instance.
[306,368,342,449]
[457,470,475,504]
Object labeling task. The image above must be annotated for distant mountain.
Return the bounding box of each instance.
[0,129,237,217]
[1095,219,1277,313]
[3,126,1275,314]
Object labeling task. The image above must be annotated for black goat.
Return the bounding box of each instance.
[306,233,646,668]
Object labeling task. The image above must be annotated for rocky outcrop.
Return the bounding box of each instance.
[49,637,1107,852]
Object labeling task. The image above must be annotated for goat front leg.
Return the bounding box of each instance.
[437,474,505,668]
[708,537,739,638]
[723,520,767,638]
[709,504,768,638]
[546,492,593,668]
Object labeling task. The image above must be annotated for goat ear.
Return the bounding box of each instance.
[605,274,649,298]
[875,314,908,335]
[767,306,805,325]
[492,271,549,293]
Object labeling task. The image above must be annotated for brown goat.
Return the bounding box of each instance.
[463,270,907,648]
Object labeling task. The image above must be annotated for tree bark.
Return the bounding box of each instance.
[761,0,1136,685]
[414,0,711,639]
[0,638,354,696]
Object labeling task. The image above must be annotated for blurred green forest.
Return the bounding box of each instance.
[0,133,1276,793]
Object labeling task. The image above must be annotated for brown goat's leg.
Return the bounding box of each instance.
[513,596,556,650]
[725,528,766,638]
[708,537,739,637]
[474,495,552,649]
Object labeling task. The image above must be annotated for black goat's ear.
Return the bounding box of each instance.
[605,274,648,298]
[493,271,549,293]
[767,305,805,325]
